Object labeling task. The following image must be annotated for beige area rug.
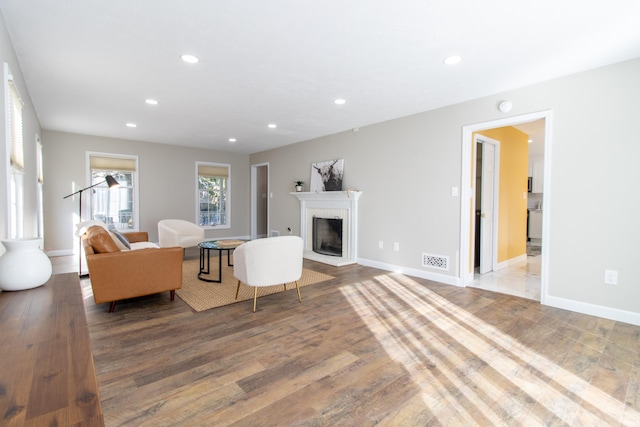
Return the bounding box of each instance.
[177,255,334,312]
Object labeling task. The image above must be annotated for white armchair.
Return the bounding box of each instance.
[233,236,304,312]
[158,219,205,250]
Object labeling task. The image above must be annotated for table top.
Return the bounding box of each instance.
[0,273,104,425]
[198,239,245,250]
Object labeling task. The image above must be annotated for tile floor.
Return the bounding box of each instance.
[470,244,542,301]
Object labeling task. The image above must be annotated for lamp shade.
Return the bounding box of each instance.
[105,175,119,188]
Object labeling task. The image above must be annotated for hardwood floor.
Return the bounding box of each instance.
[55,254,640,426]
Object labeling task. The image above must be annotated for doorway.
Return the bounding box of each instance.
[251,163,269,239]
[460,111,551,303]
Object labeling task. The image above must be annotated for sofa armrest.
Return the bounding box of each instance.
[123,231,149,243]
[86,247,183,305]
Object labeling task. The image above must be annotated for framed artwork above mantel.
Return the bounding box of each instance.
[310,158,344,192]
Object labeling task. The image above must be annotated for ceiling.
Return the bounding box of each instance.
[1,0,639,154]
[514,120,545,157]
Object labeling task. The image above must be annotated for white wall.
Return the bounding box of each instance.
[43,130,251,253]
[251,57,640,324]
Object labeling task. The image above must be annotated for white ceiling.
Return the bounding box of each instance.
[1,0,640,154]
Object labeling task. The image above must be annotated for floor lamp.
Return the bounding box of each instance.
[63,175,119,277]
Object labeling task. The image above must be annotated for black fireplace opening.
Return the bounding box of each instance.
[313,217,343,257]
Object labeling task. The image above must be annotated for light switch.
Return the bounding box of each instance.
[451,187,459,197]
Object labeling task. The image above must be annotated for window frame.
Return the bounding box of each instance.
[87,152,139,232]
[5,63,24,238]
[36,134,44,238]
[196,161,231,230]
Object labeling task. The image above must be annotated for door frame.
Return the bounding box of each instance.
[475,134,500,275]
[250,162,269,240]
[460,110,553,304]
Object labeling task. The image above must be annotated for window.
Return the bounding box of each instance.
[197,162,230,228]
[36,135,44,238]
[6,64,24,238]
[89,153,138,231]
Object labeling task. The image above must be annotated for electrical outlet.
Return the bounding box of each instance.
[393,242,399,252]
[604,270,618,285]
[378,241,384,249]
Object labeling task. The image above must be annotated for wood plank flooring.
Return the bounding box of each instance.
[63,253,640,426]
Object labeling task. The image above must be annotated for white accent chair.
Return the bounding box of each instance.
[158,219,205,251]
[233,236,304,312]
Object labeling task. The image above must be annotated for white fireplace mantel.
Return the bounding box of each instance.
[291,191,361,266]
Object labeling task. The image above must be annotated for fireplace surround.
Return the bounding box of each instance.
[291,191,361,266]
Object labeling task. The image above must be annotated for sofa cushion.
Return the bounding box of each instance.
[130,242,160,250]
[86,226,121,254]
[110,229,131,250]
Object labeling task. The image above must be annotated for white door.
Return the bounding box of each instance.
[477,136,500,275]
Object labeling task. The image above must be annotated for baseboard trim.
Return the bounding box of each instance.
[357,258,461,287]
[496,254,527,271]
[47,249,74,257]
[545,295,640,326]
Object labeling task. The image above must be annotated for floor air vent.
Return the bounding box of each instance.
[422,253,449,271]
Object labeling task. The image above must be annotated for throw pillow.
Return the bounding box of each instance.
[75,219,109,237]
[86,226,121,253]
[110,229,131,249]
[109,231,130,251]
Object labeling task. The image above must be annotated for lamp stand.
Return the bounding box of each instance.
[76,189,88,278]
[63,175,119,278]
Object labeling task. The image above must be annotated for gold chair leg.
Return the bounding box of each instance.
[235,280,241,299]
[295,280,302,303]
[253,287,258,312]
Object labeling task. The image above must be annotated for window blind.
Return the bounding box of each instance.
[90,155,136,171]
[8,79,24,171]
[198,164,228,178]
[36,140,44,183]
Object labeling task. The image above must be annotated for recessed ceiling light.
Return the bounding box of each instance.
[126,123,137,128]
[228,138,237,143]
[334,98,346,105]
[443,55,461,65]
[528,139,533,144]
[180,54,199,64]
[145,99,158,105]
[267,123,277,129]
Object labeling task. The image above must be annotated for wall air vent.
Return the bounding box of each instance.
[422,253,449,271]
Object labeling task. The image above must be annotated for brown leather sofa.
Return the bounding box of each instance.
[82,226,183,312]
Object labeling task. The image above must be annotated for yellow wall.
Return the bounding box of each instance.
[476,126,529,263]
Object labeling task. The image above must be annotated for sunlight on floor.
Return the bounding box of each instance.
[341,273,640,425]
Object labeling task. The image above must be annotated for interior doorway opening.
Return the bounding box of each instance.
[460,111,551,304]
[251,163,269,239]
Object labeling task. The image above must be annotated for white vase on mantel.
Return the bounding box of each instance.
[0,238,52,291]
